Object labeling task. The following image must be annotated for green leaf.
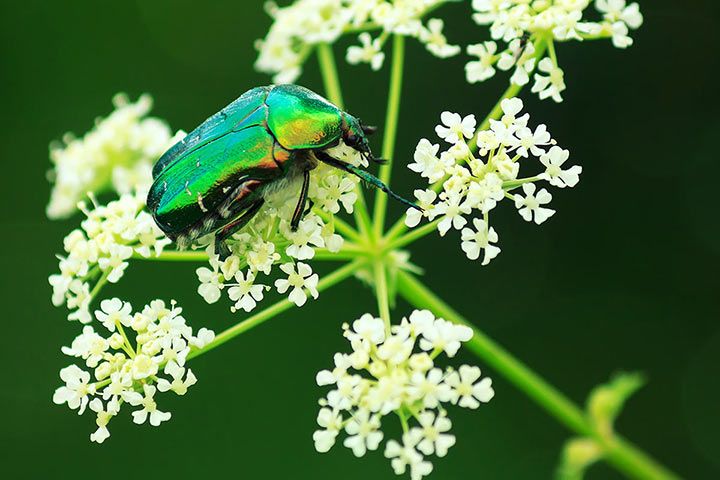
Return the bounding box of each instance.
[556,437,603,480]
[587,372,645,438]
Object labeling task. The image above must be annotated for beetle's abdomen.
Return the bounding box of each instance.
[266,84,344,150]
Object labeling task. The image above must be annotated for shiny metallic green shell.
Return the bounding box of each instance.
[147,84,350,240]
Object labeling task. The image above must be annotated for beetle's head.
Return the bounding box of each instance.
[341,113,378,160]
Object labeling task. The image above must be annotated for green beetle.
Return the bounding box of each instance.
[147,84,417,258]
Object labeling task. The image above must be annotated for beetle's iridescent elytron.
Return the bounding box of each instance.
[147,84,417,258]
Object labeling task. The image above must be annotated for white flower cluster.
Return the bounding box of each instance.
[196,151,361,312]
[53,298,215,443]
[47,93,183,219]
[466,0,643,102]
[49,193,172,324]
[255,0,457,83]
[313,310,494,480]
[407,97,581,265]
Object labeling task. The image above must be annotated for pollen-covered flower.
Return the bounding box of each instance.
[46,93,182,219]
[313,310,493,479]
[406,98,581,264]
[53,299,213,443]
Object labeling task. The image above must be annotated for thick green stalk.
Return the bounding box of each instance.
[396,271,680,480]
[187,259,365,361]
[372,34,406,239]
[316,44,373,237]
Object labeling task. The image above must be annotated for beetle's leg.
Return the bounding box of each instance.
[315,151,421,212]
[304,198,315,216]
[290,170,311,231]
[214,199,265,260]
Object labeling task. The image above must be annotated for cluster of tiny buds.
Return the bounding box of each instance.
[313,310,494,479]
[406,97,581,265]
[196,146,364,313]
[53,298,215,443]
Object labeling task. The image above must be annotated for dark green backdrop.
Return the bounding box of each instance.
[1,1,718,478]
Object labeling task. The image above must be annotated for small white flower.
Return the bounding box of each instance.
[285,216,324,260]
[246,239,280,275]
[446,365,495,409]
[512,124,552,158]
[313,407,343,453]
[419,319,473,358]
[123,384,172,426]
[384,430,433,480]
[196,263,224,304]
[532,58,566,103]
[433,196,471,236]
[346,32,385,71]
[53,365,96,414]
[407,368,453,408]
[191,327,216,349]
[130,354,158,380]
[539,146,582,188]
[94,298,133,333]
[435,112,477,144]
[514,183,556,224]
[98,244,133,283]
[88,398,117,444]
[416,411,456,457]
[61,325,108,368]
[408,139,449,184]
[420,19,461,59]
[228,270,268,313]
[347,313,386,347]
[596,0,643,29]
[465,41,498,83]
[317,174,358,214]
[157,360,197,395]
[405,189,437,228]
[461,218,501,265]
[343,409,384,457]
[274,262,319,307]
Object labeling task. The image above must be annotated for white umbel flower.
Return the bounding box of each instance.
[314,310,493,479]
[406,99,580,265]
[275,262,319,307]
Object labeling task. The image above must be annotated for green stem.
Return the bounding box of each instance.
[316,43,373,238]
[133,250,209,262]
[385,219,439,251]
[373,261,391,334]
[187,259,365,361]
[395,271,680,480]
[372,34,406,240]
[316,43,344,108]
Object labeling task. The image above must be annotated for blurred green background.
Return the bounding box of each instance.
[1,1,718,478]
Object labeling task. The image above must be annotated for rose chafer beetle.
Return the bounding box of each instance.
[147,84,417,258]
